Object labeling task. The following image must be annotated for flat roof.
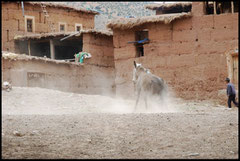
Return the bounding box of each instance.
[107,12,192,30]
[14,29,113,41]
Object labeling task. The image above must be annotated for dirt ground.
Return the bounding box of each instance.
[1,87,238,159]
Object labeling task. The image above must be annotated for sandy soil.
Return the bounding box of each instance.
[2,87,238,159]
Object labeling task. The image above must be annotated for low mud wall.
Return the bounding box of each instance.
[2,53,115,96]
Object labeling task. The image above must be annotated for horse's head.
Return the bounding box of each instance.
[133,61,140,83]
[133,61,150,83]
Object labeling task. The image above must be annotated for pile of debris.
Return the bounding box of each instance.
[2,81,12,92]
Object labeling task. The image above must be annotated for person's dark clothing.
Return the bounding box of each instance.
[228,94,238,108]
[226,83,238,108]
[227,83,236,96]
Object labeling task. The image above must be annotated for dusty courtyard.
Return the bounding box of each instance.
[1,87,239,159]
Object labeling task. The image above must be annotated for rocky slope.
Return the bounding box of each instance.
[64,2,156,30]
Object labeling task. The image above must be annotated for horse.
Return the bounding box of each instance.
[132,61,168,111]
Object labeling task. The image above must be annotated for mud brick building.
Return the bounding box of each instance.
[2,2,115,96]
[2,2,98,52]
[107,2,238,101]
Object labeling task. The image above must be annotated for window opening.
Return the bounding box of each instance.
[25,16,35,33]
[27,19,33,32]
[205,1,238,15]
[60,25,65,32]
[135,29,149,57]
[75,24,82,32]
[54,39,83,60]
[30,41,51,58]
[76,26,81,31]
[59,23,66,32]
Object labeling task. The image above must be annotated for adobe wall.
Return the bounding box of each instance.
[83,33,115,67]
[2,56,115,96]
[113,7,238,102]
[2,2,95,52]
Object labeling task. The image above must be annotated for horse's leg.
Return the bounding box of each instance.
[144,94,148,110]
[134,88,141,112]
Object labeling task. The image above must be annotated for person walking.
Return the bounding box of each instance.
[225,78,238,108]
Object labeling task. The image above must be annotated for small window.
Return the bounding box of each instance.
[59,22,66,32]
[135,29,149,57]
[60,25,65,32]
[75,23,82,32]
[76,26,81,31]
[205,1,238,15]
[25,15,35,33]
[27,19,33,32]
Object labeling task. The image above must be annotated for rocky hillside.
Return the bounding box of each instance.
[64,2,157,30]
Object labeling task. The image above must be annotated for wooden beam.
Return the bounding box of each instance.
[213,2,217,14]
[60,32,80,41]
[53,39,82,46]
[28,40,31,56]
[231,1,234,13]
[50,39,55,59]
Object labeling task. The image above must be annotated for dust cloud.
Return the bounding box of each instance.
[2,86,181,115]
[83,68,180,114]
[131,88,181,113]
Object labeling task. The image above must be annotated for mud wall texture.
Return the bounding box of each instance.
[113,3,238,102]
[2,2,95,52]
[83,33,115,68]
[2,58,115,96]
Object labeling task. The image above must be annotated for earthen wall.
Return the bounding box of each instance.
[82,33,115,67]
[2,57,115,96]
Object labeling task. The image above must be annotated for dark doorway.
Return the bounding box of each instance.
[54,45,80,60]
[31,41,51,58]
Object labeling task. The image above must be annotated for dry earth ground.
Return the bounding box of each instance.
[1,87,239,159]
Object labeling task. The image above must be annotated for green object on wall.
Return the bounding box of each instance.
[76,52,90,63]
